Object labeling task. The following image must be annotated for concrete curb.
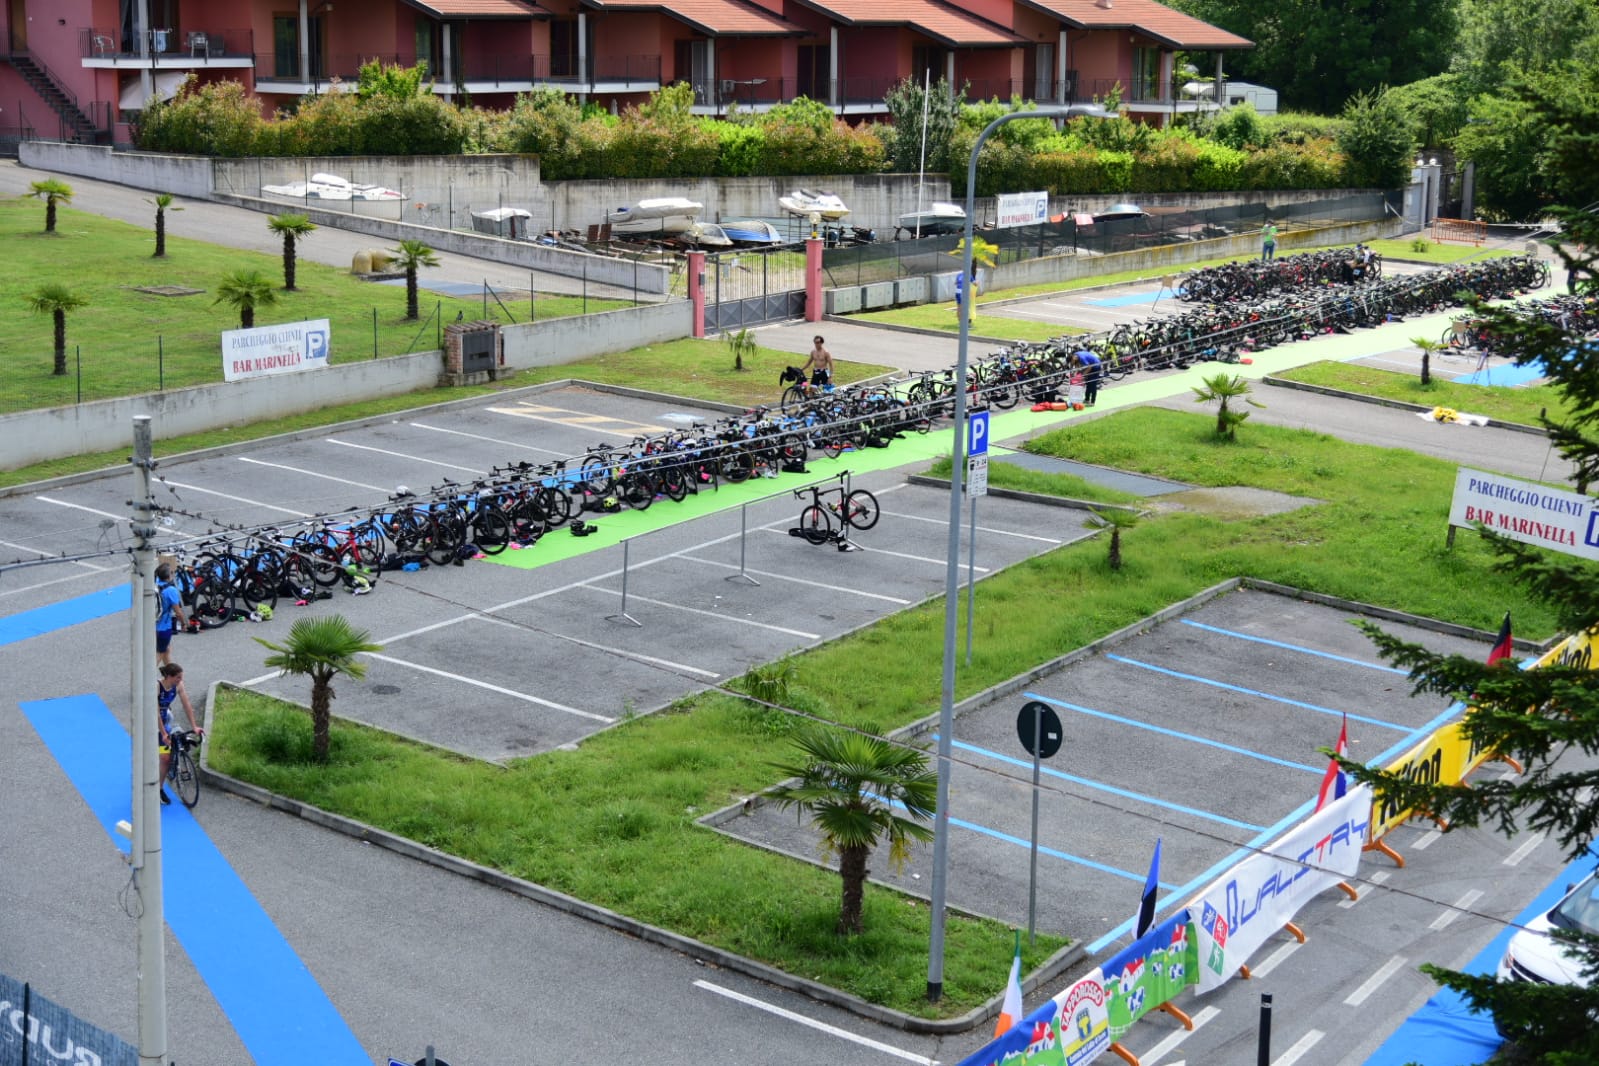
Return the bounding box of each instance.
[1259,376,1550,436]
[905,474,1143,515]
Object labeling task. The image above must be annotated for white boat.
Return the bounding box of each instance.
[262,172,406,202]
[720,219,786,246]
[897,201,966,235]
[778,188,850,220]
[683,222,734,248]
[606,197,704,236]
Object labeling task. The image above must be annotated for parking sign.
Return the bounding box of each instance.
[967,410,989,456]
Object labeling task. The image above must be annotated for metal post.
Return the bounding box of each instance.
[1028,699,1042,945]
[929,109,1038,1003]
[372,307,378,359]
[76,346,81,404]
[531,270,536,321]
[130,416,167,1066]
[606,538,642,626]
[157,335,163,391]
[725,502,760,586]
[583,259,588,314]
[1258,993,1273,1066]
[964,487,977,665]
[483,279,489,320]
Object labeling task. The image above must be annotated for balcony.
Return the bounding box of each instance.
[251,52,662,98]
[81,27,255,70]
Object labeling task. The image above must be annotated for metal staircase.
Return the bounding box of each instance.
[2,51,105,143]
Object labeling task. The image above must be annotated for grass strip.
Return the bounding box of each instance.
[1271,360,1567,428]
[210,407,1557,1018]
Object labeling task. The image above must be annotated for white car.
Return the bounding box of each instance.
[1497,868,1599,989]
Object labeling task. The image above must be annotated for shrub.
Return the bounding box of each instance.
[1210,102,1266,150]
[716,122,765,177]
[135,77,264,156]
[1337,88,1415,188]
[1131,134,1202,193]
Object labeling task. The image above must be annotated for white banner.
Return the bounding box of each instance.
[1191,785,1371,993]
[1449,467,1599,561]
[995,191,1049,229]
[222,319,331,382]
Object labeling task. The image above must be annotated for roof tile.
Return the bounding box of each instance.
[407,0,546,16]
[800,0,1026,46]
[588,0,803,35]
[1020,0,1252,49]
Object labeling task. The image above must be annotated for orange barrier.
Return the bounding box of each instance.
[1431,218,1486,246]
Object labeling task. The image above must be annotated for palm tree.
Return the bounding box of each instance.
[26,284,89,376]
[268,213,317,290]
[28,178,74,234]
[256,615,382,763]
[390,239,441,320]
[148,193,181,257]
[213,268,279,329]
[1412,335,1446,387]
[766,726,937,935]
[1191,372,1264,440]
[1088,506,1141,572]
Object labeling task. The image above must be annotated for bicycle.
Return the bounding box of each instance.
[166,729,201,808]
[793,474,880,545]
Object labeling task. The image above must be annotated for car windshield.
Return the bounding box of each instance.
[1549,870,1599,934]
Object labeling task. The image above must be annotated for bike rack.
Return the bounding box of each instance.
[604,537,643,627]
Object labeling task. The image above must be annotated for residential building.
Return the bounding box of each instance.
[0,0,1250,146]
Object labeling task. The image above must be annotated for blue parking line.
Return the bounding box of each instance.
[0,585,129,647]
[21,694,370,1066]
[1022,691,1321,774]
[1086,290,1165,308]
[1106,653,1412,732]
[1179,619,1409,675]
[946,736,1266,832]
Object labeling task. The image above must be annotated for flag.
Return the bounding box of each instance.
[1487,613,1514,666]
[994,942,1023,1037]
[1316,714,1349,811]
[1136,838,1161,938]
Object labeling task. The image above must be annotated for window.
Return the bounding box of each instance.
[551,18,578,77]
[273,15,298,78]
[1130,47,1161,101]
[797,44,829,100]
[673,39,711,103]
[912,45,947,85]
[1028,42,1054,101]
[415,18,435,77]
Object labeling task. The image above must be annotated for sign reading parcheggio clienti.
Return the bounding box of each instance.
[222,319,331,383]
[1448,467,1599,562]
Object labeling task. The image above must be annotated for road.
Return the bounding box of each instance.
[0,191,1578,1066]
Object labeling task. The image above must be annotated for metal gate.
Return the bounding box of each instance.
[704,247,807,333]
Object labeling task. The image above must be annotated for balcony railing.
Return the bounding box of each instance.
[251,52,661,93]
[82,26,254,62]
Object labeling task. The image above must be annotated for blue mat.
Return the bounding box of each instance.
[22,694,371,1066]
[1085,290,1168,308]
[1363,846,1599,1065]
[377,277,488,298]
[1452,360,1547,387]
[0,585,129,647]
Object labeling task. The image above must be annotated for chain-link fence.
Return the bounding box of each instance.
[822,192,1398,286]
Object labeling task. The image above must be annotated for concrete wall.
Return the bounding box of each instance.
[19,142,215,197]
[0,302,692,470]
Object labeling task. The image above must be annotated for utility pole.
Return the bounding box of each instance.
[129,415,168,1066]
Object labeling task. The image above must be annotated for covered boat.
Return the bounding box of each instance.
[471,207,533,239]
[778,188,850,220]
[720,219,786,246]
[683,222,734,247]
[606,197,703,236]
[263,172,406,202]
[896,201,966,235]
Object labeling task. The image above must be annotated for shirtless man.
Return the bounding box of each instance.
[800,335,834,389]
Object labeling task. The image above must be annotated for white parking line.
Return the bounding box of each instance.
[884,510,1062,544]
[1343,956,1408,1006]
[585,587,822,639]
[692,980,935,1065]
[1504,831,1546,867]
[0,537,110,571]
[408,421,568,457]
[327,438,486,473]
[1430,889,1484,930]
[35,495,126,521]
[1339,868,1389,909]
[1138,1004,1218,1065]
[848,544,990,571]
[238,456,391,494]
[0,568,109,597]
[1271,1029,1325,1066]
[157,480,311,517]
[1249,939,1301,979]
[474,613,720,678]
[678,555,913,604]
[364,653,612,721]
[1412,828,1442,851]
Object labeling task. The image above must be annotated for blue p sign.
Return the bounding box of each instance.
[305,328,329,364]
[967,410,989,456]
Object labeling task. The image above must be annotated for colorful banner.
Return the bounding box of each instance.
[1448,467,1599,562]
[1530,626,1598,671]
[955,970,1110,1066]
[1099,911,1197,1041]
[222,318,331,382]
[1192,785,1370,993]
[0,969,138,1066]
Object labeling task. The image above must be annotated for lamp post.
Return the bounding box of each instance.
[927,109,1040,1002]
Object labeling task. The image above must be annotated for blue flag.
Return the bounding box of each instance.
[1136,838,1161,937]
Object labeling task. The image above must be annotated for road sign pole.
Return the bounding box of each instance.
[965,488,978,665]
[1028,700,1041,945]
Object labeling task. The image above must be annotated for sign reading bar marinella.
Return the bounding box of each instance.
[222,319,331,382]
[995,191,1049,229]
[1449,467,1599,562]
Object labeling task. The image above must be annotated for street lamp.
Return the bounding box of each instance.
[926,109,1042,1002]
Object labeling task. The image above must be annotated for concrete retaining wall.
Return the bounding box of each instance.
[19,142,215,197]
[0,301,691,470]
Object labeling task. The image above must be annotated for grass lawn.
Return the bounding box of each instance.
[850,304,1086,341]
[0,338,895,489]
[1364,238,1520,266]
[209,406,1556,1019]
[1273,360,1568,427]
[0,197,629,415]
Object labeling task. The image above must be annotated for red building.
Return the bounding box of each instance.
[0,0,1248,144]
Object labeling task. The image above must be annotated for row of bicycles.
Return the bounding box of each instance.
[155,254,1557,630]
[1441,291,1599,352]
[1176,247,1386,303]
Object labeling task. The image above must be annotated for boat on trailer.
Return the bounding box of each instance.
[606,197,704,237]
[778,188,850,221]
[720,219,786,246]
[896,201,966,236]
